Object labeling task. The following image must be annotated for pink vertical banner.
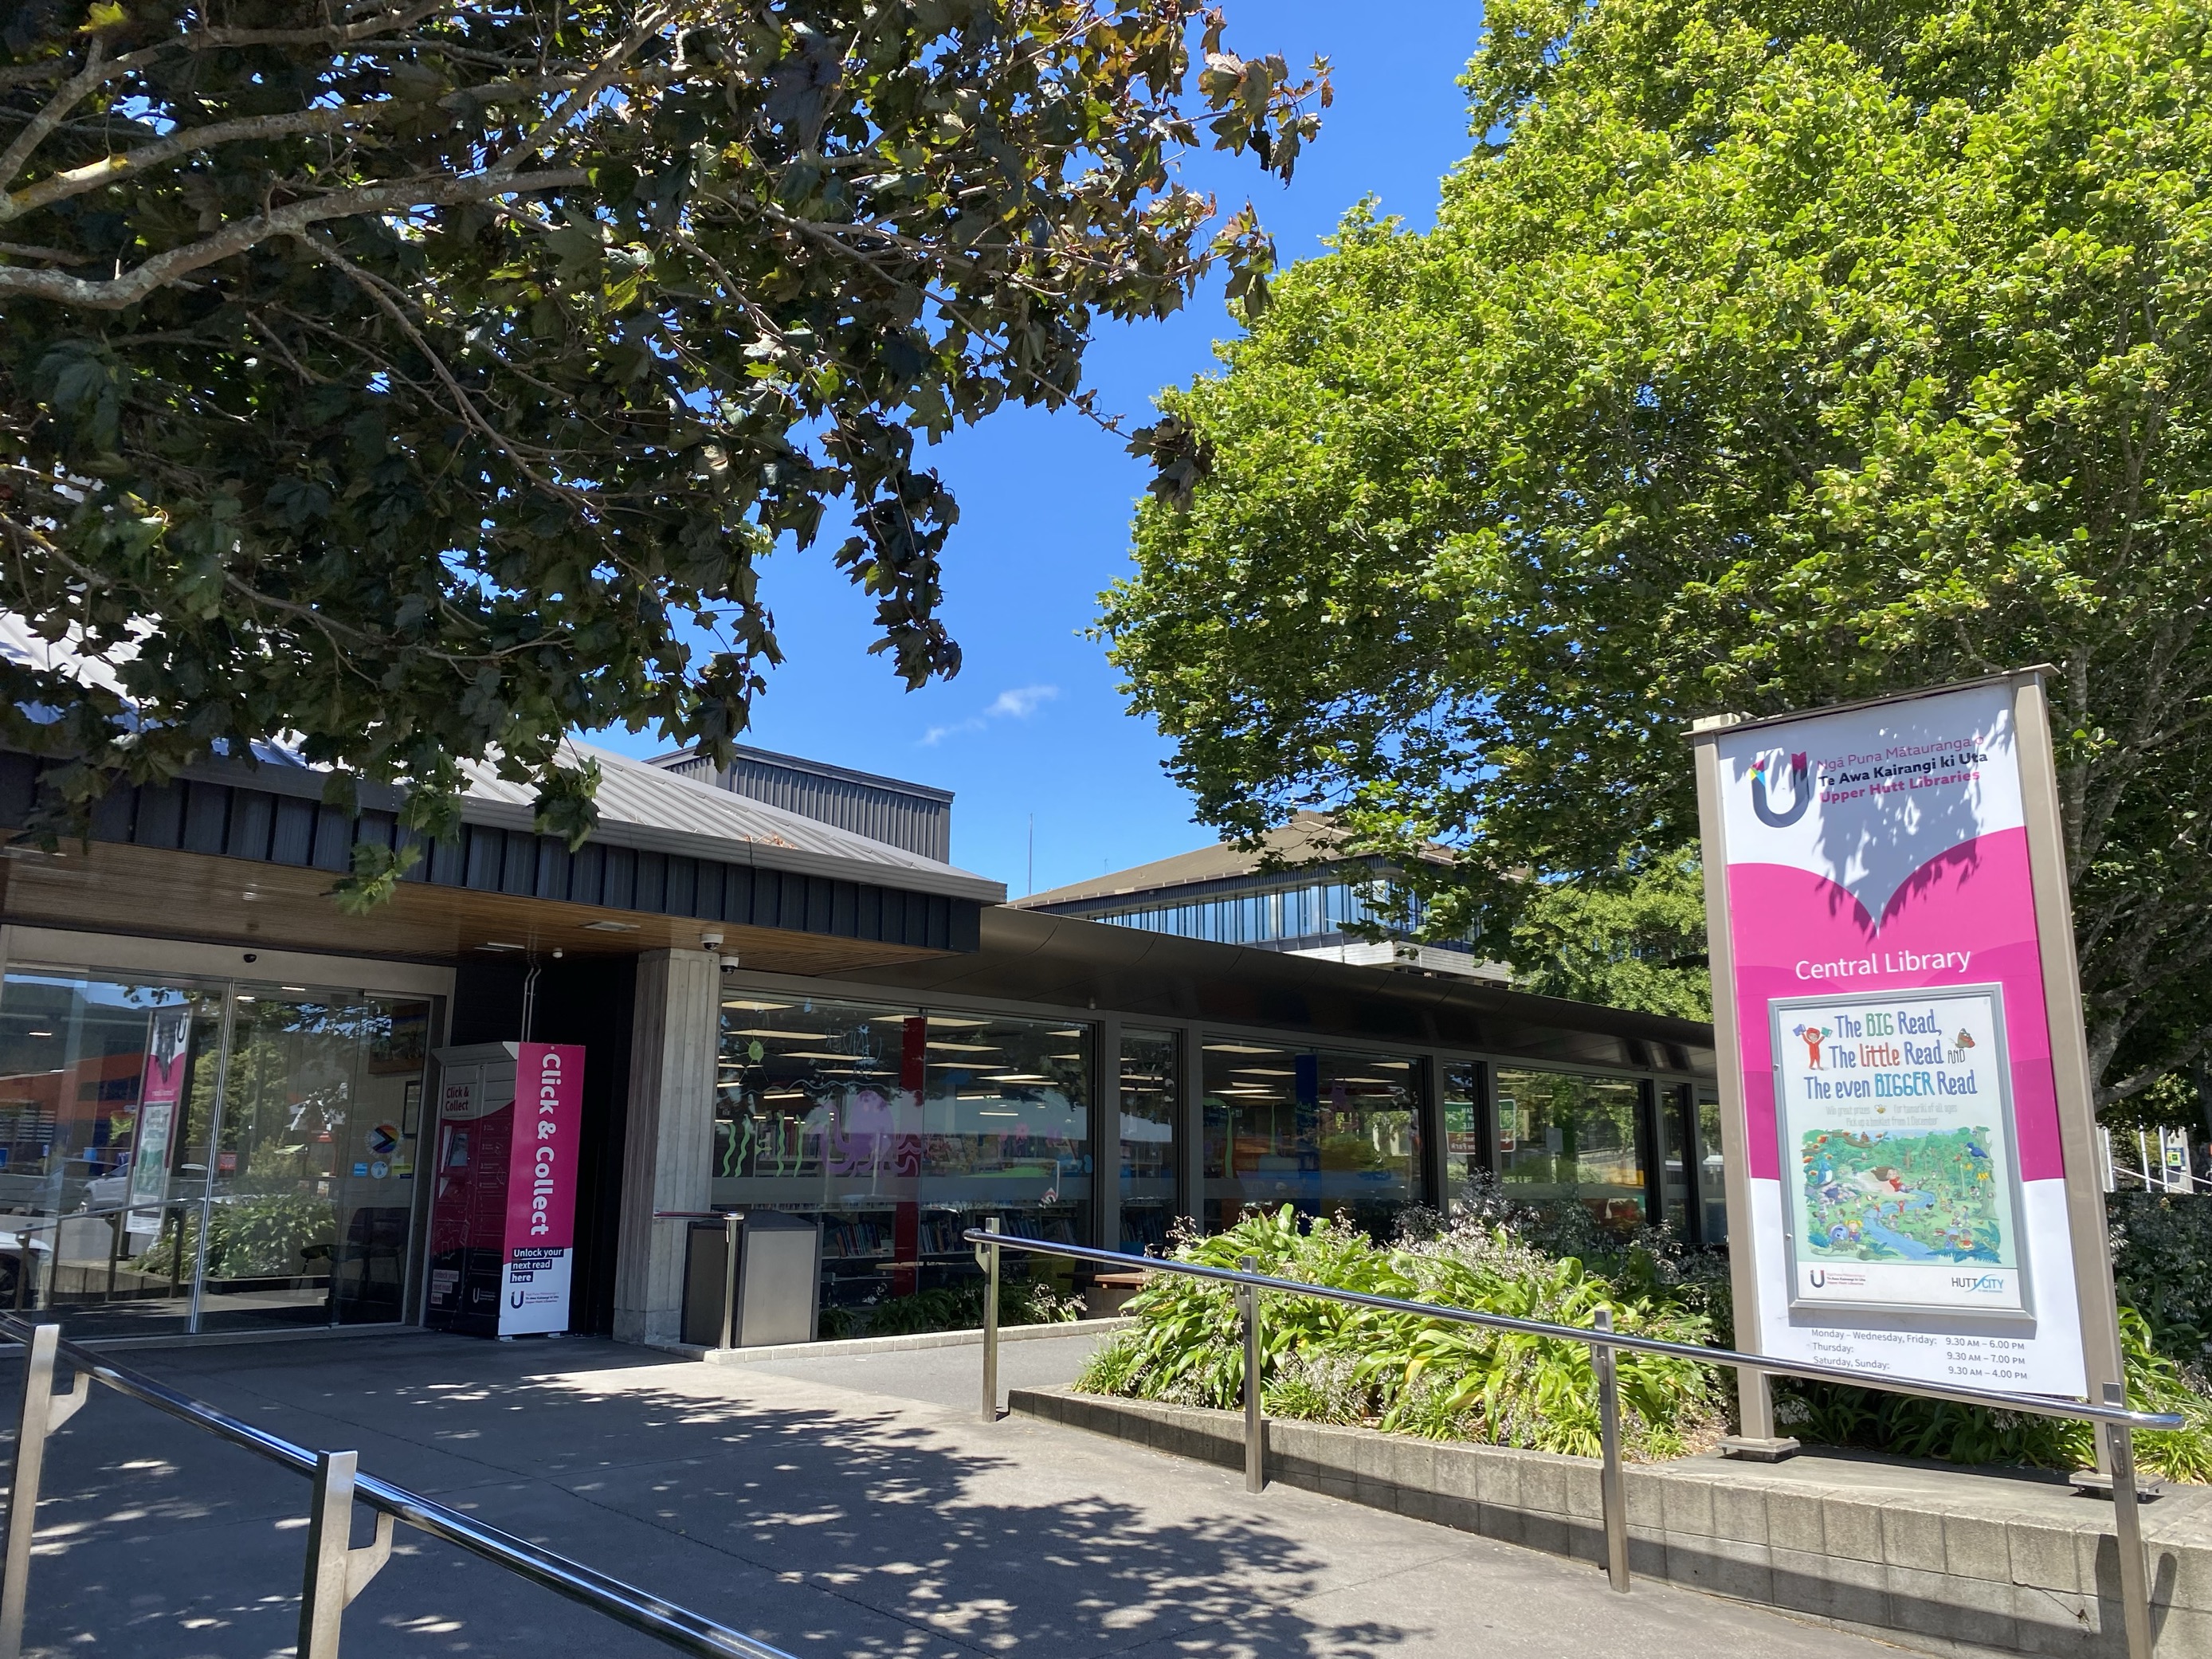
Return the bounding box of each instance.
[500,1041,584,1335]
[125,1005,193,1234]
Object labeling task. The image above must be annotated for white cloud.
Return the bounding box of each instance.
[986,684,1058,719]
[921,683,1059,746]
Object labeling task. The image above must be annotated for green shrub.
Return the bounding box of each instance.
[2110,1194,2212,1364]
[1075,1205,1727,1460]
[842,1275,1082,1339]
[131,1189,335,1281]
[1775,1308,2212,1483]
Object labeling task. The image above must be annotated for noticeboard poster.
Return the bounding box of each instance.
[1694,676,2110,1402]
[1773,985,2029,1324]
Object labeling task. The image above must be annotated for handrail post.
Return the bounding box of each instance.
[2,1324,88,1659]
[300,1449,393,1659]
[1239,1255,1263,1494]
[976,1218,1001,1423]
[720,1211,741,1353]
[1593,1306,1630,1591]
[2103,1382,2155,1659]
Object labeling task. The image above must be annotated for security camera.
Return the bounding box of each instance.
[719,956,741,972]
[243,952,258,963]
[700,930,724,951]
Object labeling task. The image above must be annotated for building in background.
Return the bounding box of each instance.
[1016,813,1511,983]
[650,743,954,862]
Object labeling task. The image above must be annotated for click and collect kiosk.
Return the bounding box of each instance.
[425,1041,583,1338]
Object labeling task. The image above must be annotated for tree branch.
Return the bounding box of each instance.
[0,169,586,309]
[0,36,105,199]
[1,105,382,223]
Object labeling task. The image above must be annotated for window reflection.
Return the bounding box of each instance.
[1494,1068,1649,1230]
[1201,1041,1419,1239]
[1441,1061,1485,1216]
[713,995,1090,1316]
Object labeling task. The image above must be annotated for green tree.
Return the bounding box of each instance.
[1510,851,1710,1021]
[0,0,1326,900]
[1102,0,2212,1106]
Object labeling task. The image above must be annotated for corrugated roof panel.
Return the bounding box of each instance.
[0,613,1002,902]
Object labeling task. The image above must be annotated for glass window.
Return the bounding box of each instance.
[1202,1041,1419,1240]
[714,994,1090,1322]
[1494,1069,1649,1232]
[1119,1030,1179,1252]
[1441,1061,1485,1216]
[1695,1088,1728,1244]
[0,971,429,1337]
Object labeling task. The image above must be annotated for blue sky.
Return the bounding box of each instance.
[588,4,1487,895]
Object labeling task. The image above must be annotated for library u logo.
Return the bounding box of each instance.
[1751,751,1813,829]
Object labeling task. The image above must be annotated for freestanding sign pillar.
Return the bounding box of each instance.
[1690,672,2120,1449]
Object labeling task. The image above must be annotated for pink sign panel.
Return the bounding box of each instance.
[1705,679,2092,1398]
[501,1041,582,1335]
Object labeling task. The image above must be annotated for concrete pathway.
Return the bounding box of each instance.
[1,1325,1909,1658]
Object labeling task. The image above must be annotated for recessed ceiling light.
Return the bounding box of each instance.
[475,942,525,953]
[581,920,640,933]
[26,1030,52,1038]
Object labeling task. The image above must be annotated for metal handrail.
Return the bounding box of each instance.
[963,1232,2178,1430]
[0,1314,796,1659]
[965,1230,2175,1658]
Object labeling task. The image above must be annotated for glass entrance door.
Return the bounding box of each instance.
[0,966,430,1336]
[197,986,429,1333]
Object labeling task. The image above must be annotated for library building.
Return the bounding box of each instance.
[0,680,1720,1349]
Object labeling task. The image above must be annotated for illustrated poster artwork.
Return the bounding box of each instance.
[1772,986,2028,1320]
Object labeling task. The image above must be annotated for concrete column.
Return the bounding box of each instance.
[612,947,720,1345]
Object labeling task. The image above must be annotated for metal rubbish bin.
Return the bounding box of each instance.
[677,1210,823,1349]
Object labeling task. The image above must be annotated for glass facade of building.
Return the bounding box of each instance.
[1694,1088,1728,1244]
[712,994,1092,1315]
[1441,1061,1484,1216]
[1201,1041,1421,1237]
[708,987,1716,1329]
[0,969,431,1337]
[1090,878,1469,953]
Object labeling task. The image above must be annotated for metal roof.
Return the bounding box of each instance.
[649,740,953,804]
[0,614,1003,904]
[652,742,955,862]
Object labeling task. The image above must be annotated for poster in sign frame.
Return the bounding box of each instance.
[1690,671,2120,1434]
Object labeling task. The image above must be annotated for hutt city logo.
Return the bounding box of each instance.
[1751,750,1813,828]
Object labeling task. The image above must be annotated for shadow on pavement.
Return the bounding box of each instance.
[2,1334,1414,1659]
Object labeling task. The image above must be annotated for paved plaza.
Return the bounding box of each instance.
[0,1325,1906,1658]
